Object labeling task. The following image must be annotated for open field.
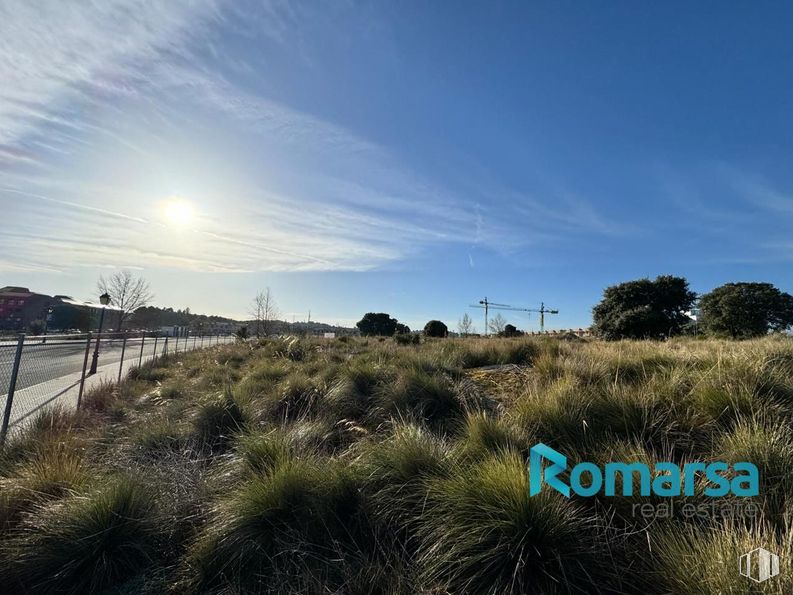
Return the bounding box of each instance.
[1,335,792,594]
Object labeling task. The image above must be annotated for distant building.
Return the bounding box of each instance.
[0,286,53,332]
[159,325,190,337]
[203,321,240,335]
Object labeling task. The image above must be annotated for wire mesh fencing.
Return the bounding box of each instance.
[0,332,235,443]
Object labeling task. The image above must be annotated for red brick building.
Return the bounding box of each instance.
[0,286,53,332]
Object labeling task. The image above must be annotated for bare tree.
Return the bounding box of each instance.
[488,313,507,336]
[97,271,153,330]
[457,313,474,336]
[251,287,280,337]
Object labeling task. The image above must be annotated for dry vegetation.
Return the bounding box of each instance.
[1,335,792,594]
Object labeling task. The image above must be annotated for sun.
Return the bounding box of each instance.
[161,198,195,227]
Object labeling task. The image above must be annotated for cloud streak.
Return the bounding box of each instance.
[1,0,619,277]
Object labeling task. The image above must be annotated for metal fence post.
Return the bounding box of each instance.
[0,334,25,445]
[118,332,128,384]
[174,334,178,355]
[201,335,204,348]
[193,335,197,351]
[138,335,146,368]
[163,337,169,358]
[152,336,159,363]
[77,332,92,410]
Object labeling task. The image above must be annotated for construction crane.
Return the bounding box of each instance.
[525,302,559,333]
[469,297,532,336]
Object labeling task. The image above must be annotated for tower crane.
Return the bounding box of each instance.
[525,302,559,334]
[469,297,532,336]
[469,298,560,335]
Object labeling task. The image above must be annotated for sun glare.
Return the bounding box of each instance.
[161,198,195,227]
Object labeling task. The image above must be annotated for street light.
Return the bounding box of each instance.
[89,292,111,375]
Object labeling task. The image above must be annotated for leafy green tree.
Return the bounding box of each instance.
[593,275,695,340]
[699,282,793,338]
[49,304,92,331]
[356,313,399,336]
[423,320,448,337]
[395,323,411,334]
[501,324,522,337]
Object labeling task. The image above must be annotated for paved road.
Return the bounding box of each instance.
[1,338,134,395]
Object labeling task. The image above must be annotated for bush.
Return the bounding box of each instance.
[394,332,420,345]
[423,320,448,338]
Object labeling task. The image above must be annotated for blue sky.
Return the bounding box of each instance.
[2,2,792,331]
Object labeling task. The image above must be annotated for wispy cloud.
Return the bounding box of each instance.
[1,0,617,277]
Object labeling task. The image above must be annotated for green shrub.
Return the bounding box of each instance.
[255,371,322,422]
[393,332,420,345]
[235,429,298,476]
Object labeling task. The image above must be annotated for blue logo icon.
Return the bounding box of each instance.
[529,443,759,498]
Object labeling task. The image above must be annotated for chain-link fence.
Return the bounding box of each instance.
[0,332,235,443]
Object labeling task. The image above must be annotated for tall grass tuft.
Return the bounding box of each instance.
[192,389,246,449]
[717,417,793,525]
[416,450,615,594]
[0,442,87,532]
[651,523,792,594]
[456,411,527,459]
[183,457,365,593]
[358,423,450,540]
[375,366,463,432]
[1,478,159,594]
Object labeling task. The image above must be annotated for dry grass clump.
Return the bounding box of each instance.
[651,523,793,594]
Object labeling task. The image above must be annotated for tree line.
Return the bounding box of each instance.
[592,276,793,339]
[355,277,793,341]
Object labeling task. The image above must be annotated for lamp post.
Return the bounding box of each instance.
[89,292,111,375]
